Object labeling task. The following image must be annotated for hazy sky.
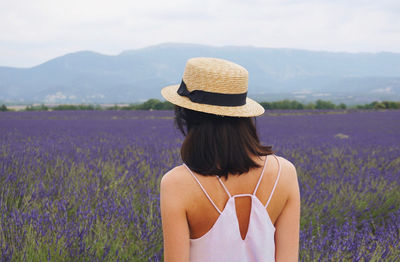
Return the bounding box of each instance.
[1,0,399,67]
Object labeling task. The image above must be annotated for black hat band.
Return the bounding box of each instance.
[177,80,247,107]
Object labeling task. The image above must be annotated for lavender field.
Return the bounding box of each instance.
[0,110,399,261]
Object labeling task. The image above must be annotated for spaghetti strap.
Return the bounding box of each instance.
[216,154,269,198]
[265,155,281,208]
[217,177,232,198]
[252,155,269,195]
[182,164,222,214]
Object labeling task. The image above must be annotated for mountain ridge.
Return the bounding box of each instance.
[1,43,399,105]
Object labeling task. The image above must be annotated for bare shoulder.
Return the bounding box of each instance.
[161,165,192,185]
[160,165,194,200]
[276,156,297,175]
[274,155,299,191]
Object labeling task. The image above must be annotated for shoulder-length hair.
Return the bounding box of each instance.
[174,106,273,178]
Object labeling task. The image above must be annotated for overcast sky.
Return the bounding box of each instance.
[1,0,399,67]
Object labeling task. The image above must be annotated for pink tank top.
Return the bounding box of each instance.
[183,154,281,262]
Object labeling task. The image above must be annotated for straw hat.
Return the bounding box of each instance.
[161,57,265,117]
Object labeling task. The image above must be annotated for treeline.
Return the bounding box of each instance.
[261,99,400,110]
[260,100,347,110]
[106,99,174,110]
[25,104,103,111]
[21,99,174,111]
[1,99,400,112]
[354,101,400,110]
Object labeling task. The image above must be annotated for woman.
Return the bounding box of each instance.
[160,57,300,261]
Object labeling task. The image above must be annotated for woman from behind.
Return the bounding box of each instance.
[160,57,300,262]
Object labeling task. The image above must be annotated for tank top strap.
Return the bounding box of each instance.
[252,154,270,195]
[265,155,281,208]
[182,164,222,214]
[217,176,232,198]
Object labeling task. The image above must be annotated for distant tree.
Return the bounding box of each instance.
[261,99,305,110]
[373,102,386,110]
[132,99,174,110]
[305,102,316,110]
[259,102,271,109]
[106,104,121,110]
[0,104,7,112]
[279,100,291,109]
[52,104,101,110]
[315,99,336,109]
[382,101,400,109]
[290,100,304,109]
[136,99,160,110]
[153,101,166,110]
[155,101,174,110]
[125,104,138,110]
[338,103,347,109]
[367,101,379,109]
[25,104,48,111]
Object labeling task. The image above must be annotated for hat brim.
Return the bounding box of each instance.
[161,85,265,117]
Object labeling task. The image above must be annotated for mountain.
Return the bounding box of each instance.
[1,43,400,105]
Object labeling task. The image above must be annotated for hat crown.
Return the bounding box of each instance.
[182,57,248,94]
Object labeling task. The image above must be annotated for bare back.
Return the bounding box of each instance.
[160,154,300,261]
[185,154,287,239]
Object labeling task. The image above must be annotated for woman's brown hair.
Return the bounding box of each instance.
[175,106,273,178]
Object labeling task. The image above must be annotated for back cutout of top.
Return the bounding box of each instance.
[183,154,282,262]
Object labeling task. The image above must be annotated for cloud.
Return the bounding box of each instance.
[0,0,399,67]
